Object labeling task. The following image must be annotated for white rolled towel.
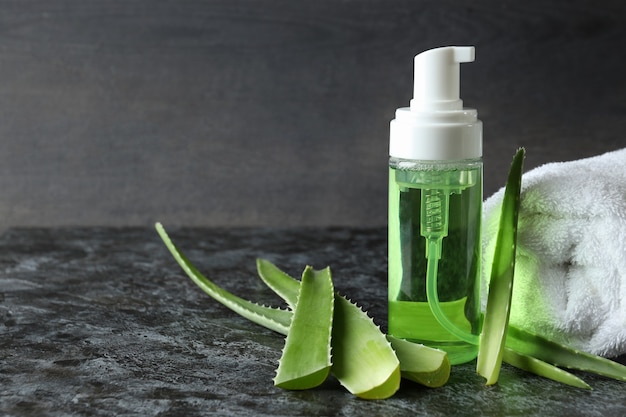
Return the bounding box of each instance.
[482,148,626,358]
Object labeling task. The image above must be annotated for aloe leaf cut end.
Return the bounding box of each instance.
[387,335,450,388]
[477,148,525,385]
[274,266,334,390]
[330,295,401,399]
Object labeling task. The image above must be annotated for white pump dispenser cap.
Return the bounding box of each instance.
[390,46,482,161]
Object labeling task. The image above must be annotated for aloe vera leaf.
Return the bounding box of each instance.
[387,335,450,388]
[274,266,334,390]
[256,258,299,310]
[331,295,401,399]
[156,223,291,334]
[257,258,449,389]
[506,325,626,382]
[477,148,525,385]
[503,347,591,389]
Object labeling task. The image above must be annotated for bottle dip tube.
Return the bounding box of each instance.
[387,46,482,365]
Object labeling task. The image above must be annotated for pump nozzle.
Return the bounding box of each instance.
[411,46,475,112]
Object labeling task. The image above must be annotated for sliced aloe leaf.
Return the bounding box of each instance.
[274,266,334,390]
[506,325,626,382]
[477,148,525,385]
[257,258,449,389]
[156,223,291,334]
[331,295,400,399]
[387,335,450,388]
[503,347,590,389]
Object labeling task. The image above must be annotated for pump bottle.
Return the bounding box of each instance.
[387,46,482,365]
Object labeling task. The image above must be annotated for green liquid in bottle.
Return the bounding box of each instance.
[388,160,482,364]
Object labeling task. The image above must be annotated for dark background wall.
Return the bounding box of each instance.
[0,0,624,228]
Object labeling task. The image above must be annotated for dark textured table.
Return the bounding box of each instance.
[2,227,626,416]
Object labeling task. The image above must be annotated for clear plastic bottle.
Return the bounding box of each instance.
[387,46,483,364]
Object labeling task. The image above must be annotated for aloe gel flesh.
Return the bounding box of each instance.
[388,159,482,364]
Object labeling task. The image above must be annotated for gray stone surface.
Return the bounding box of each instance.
[1,227,625,416]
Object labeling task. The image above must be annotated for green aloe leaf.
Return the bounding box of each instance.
[503,347,590,389]
[506,325,626,382]
[256,259,299,310]
[331,294,400,399]
[274,266,334,390]
[156,223,291,334]
[387,335,450,388]
[477,148,525,385]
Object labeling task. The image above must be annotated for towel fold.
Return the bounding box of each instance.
[482,148,626,358]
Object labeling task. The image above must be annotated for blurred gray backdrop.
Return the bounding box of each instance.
[0,0,624,228]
